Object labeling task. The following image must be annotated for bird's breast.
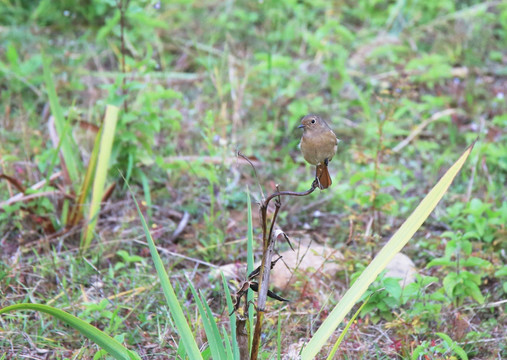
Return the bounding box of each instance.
[300,131,337,165]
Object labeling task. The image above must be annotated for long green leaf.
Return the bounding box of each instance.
[222,326,234,360]
[326,294,372,359]
[201,289,228,360]
[186,276,225,360]
[301,143,474,359]
[81,105,119,251]
[0,303,140,360]
[221,272,240,360]
[42,55,80,185]
[127,181,203,360]
[68,126,103,226]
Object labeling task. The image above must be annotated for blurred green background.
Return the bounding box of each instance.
[1,0,506,358]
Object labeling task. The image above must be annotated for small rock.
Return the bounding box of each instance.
[269,239,344,289]
[214,237,344,290]
[384,252,417,287]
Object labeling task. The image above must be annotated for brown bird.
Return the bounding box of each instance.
[298,114,338,189]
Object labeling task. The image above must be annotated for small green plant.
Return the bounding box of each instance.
[355,272,445,330]
[354,270,402,323]
[412,332,468,360]
[427,231,493,306]
[444,198,506,245]
[114,250,145,271]
[80,299,126,335]
[399,275,445,334]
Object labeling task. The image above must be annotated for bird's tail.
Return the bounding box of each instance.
[316,164,332,189]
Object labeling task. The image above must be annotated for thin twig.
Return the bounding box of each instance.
[0,171,62,208]
[264,184,318,206]
[238,151,264,200]
[267,185,282,246]
[392,109,461,153]
[169,211,190,242]
[132,239,218,269]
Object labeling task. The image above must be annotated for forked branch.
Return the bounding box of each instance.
[244,156,317,360]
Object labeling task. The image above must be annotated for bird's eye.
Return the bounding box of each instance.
[311,119,316,124]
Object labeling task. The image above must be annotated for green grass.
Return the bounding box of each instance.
[1,0,506,358]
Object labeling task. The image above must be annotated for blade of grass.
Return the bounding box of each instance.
[47,118,73,226]
[42,55,80,185]
[176,338,187,359]
[221,272,240,360]
[125,177,203,360]
[140,171,152,224]
[68,126,103,226]
[326,294,372,360]
[222,326,234,360]
[186,275,226,360]
[0,303,140,360]
[201,289,228,360]
[301,143,475,359]
[81,105,119,251]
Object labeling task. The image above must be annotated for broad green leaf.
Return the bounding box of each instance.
[495,266,507,277]
[464,282,485,304]
[301,143,474,359]
[462,257,491,268]
[443,273,459,297]
[383,278,402,299]
[427,258,453,268]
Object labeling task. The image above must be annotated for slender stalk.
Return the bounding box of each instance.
[117,0,130,113]
[250,181,317,359]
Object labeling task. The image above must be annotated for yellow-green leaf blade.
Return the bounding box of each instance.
[81,105,119,251]
[301,143,474,359]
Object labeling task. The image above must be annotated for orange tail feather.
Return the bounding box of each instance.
[316,164,332,189]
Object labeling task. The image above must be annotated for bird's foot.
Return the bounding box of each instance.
[312,176,323,190]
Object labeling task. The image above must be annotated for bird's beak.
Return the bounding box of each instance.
[298,124,305,129]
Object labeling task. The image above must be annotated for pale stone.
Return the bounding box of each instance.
[384,252,417,287]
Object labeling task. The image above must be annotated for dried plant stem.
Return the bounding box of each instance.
[250,182,317,360]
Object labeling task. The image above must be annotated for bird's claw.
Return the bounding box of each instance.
[312,177,323,190]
